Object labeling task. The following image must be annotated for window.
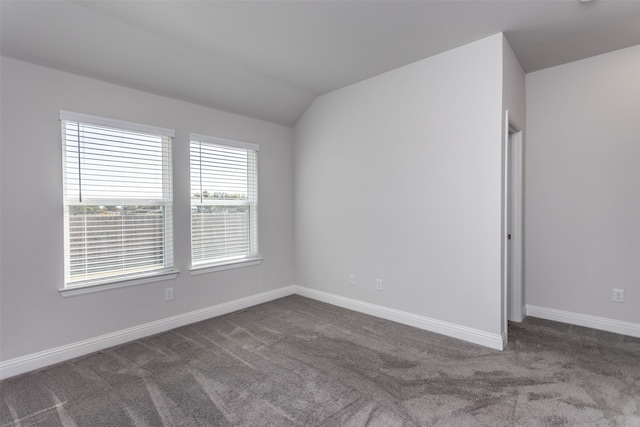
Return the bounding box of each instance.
[190,134,259,270]
[61,111,175,290]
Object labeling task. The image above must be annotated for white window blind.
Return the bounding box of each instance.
[60,111,174,288]
[190,134,259,268]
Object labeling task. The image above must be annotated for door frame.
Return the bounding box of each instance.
[503,111,525,344]
[508,122,524,322]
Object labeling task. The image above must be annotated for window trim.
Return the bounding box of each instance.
[59,269,179,298]
[60,110,175,138]
[189,133,259,152]
[189,257,262,276]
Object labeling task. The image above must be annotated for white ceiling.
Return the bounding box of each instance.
[2,0,639,126]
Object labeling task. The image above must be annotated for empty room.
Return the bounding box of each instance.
[1,0,639,425]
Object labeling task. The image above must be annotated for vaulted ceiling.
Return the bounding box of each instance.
[2,1,639,126]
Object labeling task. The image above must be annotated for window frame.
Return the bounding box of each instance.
[59,110,177,296]
[189,133,261,274]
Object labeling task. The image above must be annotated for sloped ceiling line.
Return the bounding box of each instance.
[1,0,639,126]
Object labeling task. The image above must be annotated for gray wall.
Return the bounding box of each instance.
[0,57,295,361]
[294,34,505,339]
[525,45,640,324]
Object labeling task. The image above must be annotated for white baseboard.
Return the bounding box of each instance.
[294,286,505,350]
[0,286,295,380]
[526,305,640,338]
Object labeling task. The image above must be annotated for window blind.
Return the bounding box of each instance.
[190,134,259,267]
[61,111,174,287]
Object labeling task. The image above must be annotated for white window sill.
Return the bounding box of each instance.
[59,269,179,298]
[190,257,262,276]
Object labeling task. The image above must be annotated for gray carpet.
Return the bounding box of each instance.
[1,295,639,426]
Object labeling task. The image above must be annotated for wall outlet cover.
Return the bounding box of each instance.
[613,289,624,303]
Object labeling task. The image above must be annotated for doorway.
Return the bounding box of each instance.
[505,120,524,324]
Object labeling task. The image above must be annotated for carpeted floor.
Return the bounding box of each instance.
[1,295,639,426]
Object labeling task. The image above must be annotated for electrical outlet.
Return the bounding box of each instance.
[613,289,624,303]
[376,279,383,291]
[165,287,174,301]
[349,274,356,285]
